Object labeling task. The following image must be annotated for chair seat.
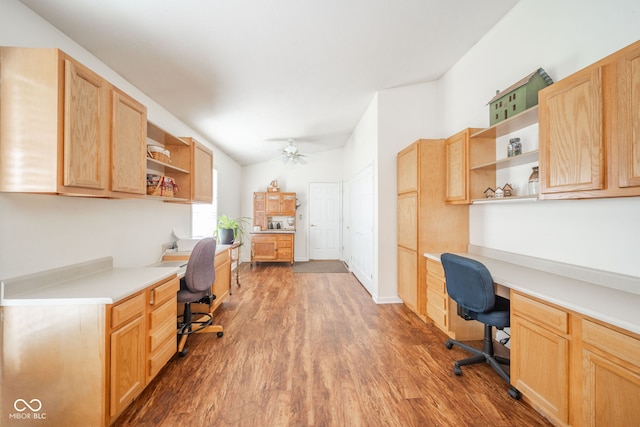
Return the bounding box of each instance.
[467,295,510,329]
[177,288,209,303]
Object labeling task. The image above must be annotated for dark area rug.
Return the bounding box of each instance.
[293,260,349,273]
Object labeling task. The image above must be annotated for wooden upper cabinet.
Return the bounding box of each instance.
[181,137,213,203]
[281,193,296,215]
[397,192,418,250]
[266,193,282,214]
[445,129,469,203]
[397,142,419,194]
[616,42,640,189]
[63,57,110,194]
[111,87,147,195]
[539,39,640,199]
[0,47,148,198]
[539,67,604,194]
[265,192,296,215]
[253,192,267,229]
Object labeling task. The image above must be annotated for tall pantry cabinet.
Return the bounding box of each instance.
[397,139,469,320]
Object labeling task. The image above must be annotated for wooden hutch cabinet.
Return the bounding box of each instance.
[251,191,296,265]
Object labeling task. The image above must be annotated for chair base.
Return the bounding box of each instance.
[177,301,223,357]
[445,324,521,400]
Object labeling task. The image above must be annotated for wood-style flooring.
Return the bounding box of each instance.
[113,263,552,427]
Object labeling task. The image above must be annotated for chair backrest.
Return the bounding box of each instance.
[183,237,217,293]
[440,253,495,313]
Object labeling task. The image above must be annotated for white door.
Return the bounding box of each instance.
[309,182,341,259]
[349,165,374,293]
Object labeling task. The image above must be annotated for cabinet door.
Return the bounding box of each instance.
[110,315,146,417]
[397,246,417,312]
[275,235,294,263]
[539,67,604,194]
[266,193,282,214]
[111,88,147,195]
[192,141,214,202]
[617,43,640,188]
[397,192,417,251]
[212,249,231,311]
[252,236,277,261]
[253,192,267,229]
[511,293,570,426]
[445,130,468,203]
[397,142,419,194]
[281,193,296,215]
[63,57,109,193]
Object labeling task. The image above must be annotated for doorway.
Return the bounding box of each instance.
[308,182,341,260]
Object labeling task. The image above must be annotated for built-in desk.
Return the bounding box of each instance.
[424,247,640,426]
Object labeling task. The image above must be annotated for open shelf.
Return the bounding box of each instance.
[472,150,539,170]
[472,195,538,204]
[146,157,190,174]
[471,106,538,139]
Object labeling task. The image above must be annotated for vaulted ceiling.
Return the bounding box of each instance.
[19,0,519,165]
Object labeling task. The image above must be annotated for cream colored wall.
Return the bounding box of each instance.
[240,148,344,262]
[0,0,242,278]
[439,0,640,277]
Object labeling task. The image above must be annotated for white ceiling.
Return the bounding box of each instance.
[19,0,519,165]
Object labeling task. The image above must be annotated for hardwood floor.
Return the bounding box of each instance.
[113,263,551,426]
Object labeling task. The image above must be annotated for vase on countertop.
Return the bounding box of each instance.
[528,166,539,195]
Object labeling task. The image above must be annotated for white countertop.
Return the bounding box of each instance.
[424,251,640,335]
[1,257,178,306]
[250,230,295,234]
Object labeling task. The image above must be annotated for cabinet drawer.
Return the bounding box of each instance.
[276,235,292,241]
[426,288,447,311]
[426,271,446,293]
[582,319,640,367]
[149,335,175,379]
[427,303,447,330]
[426,258,444,278]
[277,248,292,259]
[149,313,175,353]
[111,293,145,329]
[277,240,292,248]
[149,297,176,330]
[512,292,568,334]
[150,277,179,307]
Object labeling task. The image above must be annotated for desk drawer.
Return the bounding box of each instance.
[150,277,179,307]
[149,335,176,379]
[512,292,568,334]
[426,258,444,278]
[427,303,447,330]
[111,293,145,329]
[426,271,446,293]
[149,313,175,352]
[427,288,447,312]
[582,319,640,367]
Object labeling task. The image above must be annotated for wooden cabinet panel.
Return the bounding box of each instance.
[179,137,213,203]
[110,313,146,418]
[266,193,282,214]
[265,192,296,215]
[397,142,418,193]
[445,130,468,203]
[253,192,267,230]
[511,292,570,426]
[212,248,231,312]
[281,192,296,215]
[617,43,640,188]
[63,57,110,193]
[111,293,146,329]
[539,67,604,194]
[397,192,417,250]
[111,88,147,195]
[397,246,418,312]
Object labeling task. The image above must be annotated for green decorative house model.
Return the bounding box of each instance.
[488,68,553,126]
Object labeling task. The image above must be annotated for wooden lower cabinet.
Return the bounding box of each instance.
[108,276,179,424]
[398,246,418,313]
[251,233,294,264]
[511,290,640,426]
[425,258,483,340]
[511,292,570,426]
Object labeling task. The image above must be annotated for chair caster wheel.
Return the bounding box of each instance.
[217,331,224,338]
[178,349,188,357]
[445,341,453,350]
[453,365,462,376]
[508,387,521,400]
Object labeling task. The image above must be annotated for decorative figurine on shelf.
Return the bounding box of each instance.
[494,187,504,198]
[484,187,496,198]
[502,183,514,197]
[268,180,280,192]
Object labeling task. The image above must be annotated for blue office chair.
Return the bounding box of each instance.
[177,237,223,357]
[440,253,521,399]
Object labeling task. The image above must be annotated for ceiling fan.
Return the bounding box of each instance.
[278,138,307,165]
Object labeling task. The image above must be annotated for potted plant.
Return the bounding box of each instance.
[215,214,250,244]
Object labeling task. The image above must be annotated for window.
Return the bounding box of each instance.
[191,169,217,237]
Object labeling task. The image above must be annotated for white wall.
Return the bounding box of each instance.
[0,0,242,278]
[240,148,344,262]
[440,0,640,277]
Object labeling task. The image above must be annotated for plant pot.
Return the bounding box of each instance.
[219,228,235,244]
